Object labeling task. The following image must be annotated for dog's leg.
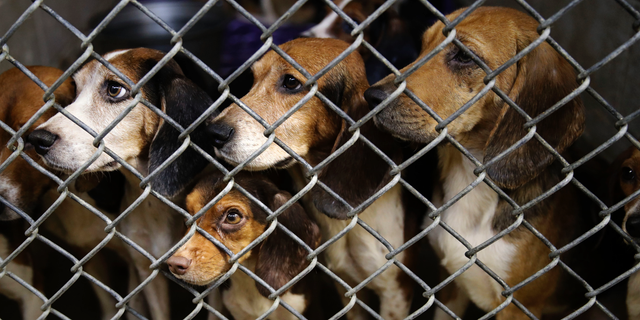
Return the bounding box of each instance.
[130,258,170,320]
[334,282,370,320]
[0,235,43,320]
[207,288,225,320]
[84,255,118,320]
[126,262,149,320]
[368,267,411,320]
[433,275,469,320]
[628,271,640,320]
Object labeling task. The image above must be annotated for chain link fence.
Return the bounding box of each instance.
[1,0,639,319]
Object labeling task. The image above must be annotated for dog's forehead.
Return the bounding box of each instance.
[253,38,352,78]
[423,7,536,52]
[74,48,167,87]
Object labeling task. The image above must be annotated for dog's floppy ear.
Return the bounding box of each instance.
[364,10,419,84]
[312,72,401,219]
[483,40,585,189]
[254,189,320,297]
[148,62,217,197]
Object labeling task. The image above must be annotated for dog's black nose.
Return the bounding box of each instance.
[206,122,234,148]
[27,129,58,156]
[167,256,191,275]
[627,215,640,238]
[364,87,390,110]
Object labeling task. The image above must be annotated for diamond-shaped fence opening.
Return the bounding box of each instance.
[0,0,639,319]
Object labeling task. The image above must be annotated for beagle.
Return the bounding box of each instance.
[168,172,321,320]
[27,48,216,320]
[0,66,74,319]
[0,66,132,320]
[608,146,640,319]
[207,38,421,319]
[303,0,419,83]
[365,7,587,319]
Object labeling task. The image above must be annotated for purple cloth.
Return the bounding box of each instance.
[219,19,312,77]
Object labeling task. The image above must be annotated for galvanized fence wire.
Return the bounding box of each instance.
[0,0,639,319]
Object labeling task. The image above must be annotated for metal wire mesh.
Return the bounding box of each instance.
[0,0,639,319]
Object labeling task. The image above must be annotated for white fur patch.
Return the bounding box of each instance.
[302,0,353,38]
[103,49,131,60]
[222,257,308,320]
[426,146,516,312]
[305,182,411,319]
[0,175,21,218]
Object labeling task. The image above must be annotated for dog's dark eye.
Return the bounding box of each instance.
[453,48,473,64]
[107,81,128,99]
[224,209,243,225]
[282,75,302,91]
[622,167,636,182]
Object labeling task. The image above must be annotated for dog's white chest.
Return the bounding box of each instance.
[222,258,307,320]
[425,148,516,310]
[310,184,405,284]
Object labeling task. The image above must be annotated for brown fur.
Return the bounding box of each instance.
[0,66,75,220]
[171,172,321,296]
[367,7,586,319]
[210,37,418,319]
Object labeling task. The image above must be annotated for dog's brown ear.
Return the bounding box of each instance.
[147,61,217,197]
[483,40,585,189]
[254,190,320,297]
[312,73,402,219]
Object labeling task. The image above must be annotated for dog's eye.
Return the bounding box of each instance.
[224,209,243,225]
[622,167,636,182]
[282,75,302,91]
[453,49,473,64]
[107,82,128,99]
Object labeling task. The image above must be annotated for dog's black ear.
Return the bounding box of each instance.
[312,73,401,219]
[365,11,419,84]
[484,40,585,190]
[254,190,320,297]
[148,65,216,197]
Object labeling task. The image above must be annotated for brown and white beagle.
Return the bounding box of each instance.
[27,48,217,320]
[608,146,640,319]
[366,7,587,319]
[167,172,320,320]
[0,66,132,320]
[0,66,74,319]
[207,38,421,319]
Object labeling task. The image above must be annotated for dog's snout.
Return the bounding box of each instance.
[206,122,235,148]
[167,256,191,275]
[364,87,390,110]
[27,129,58,156]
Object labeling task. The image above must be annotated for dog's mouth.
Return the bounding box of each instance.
[625,214,640,239]
[274,156,295,169]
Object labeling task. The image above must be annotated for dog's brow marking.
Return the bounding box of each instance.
[104,49,131,61]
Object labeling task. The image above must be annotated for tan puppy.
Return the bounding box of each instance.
[366,7,586,320]
[168,172,320,320]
